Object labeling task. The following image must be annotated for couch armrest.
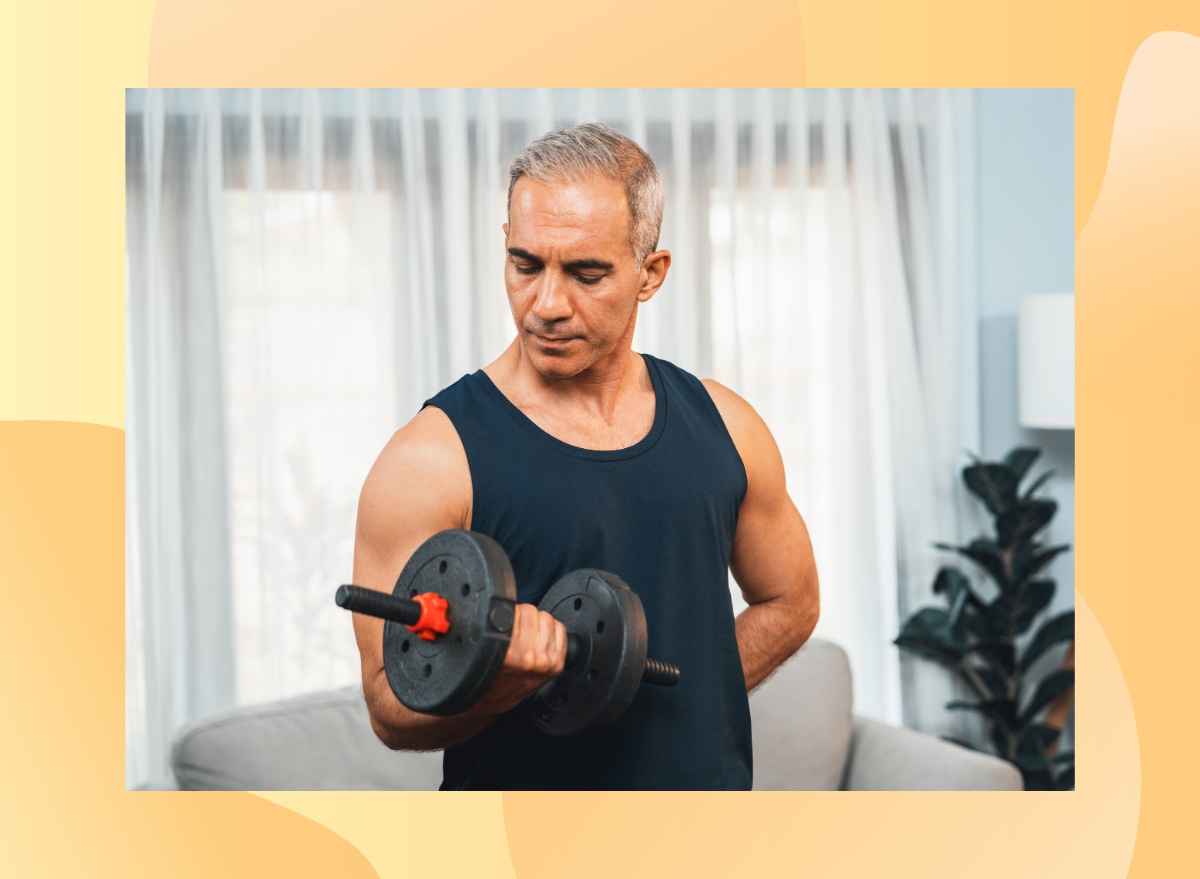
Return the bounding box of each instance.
[843,716,1023,790]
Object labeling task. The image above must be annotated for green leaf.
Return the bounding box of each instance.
[895,607,968,662]
[1020,668,1075,725]
[972,664,1010,700]
[970,640,1017,677]
[933,566,971,602]
[1021,611,1075,672]
[938,538,1009,589]
[1021,469,1055,501]
[1022,768,1054,790]
[947,699,1018,733]
[1004,447,1042,484]
[963,463,1018,516]
[996,499,1057,548]
[1011,580,1056,635]
[1017,723,1061,757]
[1012,544,1071,587]
[964,605,999,643]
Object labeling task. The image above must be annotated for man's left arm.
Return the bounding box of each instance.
[704,380,820,691]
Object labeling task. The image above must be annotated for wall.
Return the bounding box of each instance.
[974,88,1076,620]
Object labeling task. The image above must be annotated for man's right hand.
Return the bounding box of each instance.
[475,603,568,715]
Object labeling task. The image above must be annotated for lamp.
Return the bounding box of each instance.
[1018,293,1075,429]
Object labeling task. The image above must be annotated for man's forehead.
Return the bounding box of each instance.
[510,173,629,217]
[508,174,633,253]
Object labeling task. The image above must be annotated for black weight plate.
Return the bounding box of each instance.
[529,569,647,737]
[382,530,516,715]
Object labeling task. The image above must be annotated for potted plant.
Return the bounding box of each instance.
[895,446,1075,790]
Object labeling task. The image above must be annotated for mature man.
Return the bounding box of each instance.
[351,123,819,789]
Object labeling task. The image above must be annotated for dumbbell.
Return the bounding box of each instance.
[335,529,680,737]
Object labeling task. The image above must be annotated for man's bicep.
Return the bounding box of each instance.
[730,488,816,608]
[351,407,472,663]
[703,379,817,608]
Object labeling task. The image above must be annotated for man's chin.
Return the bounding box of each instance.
[522,342,588,379]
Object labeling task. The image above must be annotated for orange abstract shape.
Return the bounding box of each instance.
[1077,30,1200,878]
[0,422,378,878]
[147,0,808,87]
[794,1,1200,235]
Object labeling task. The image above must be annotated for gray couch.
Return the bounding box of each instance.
[150,640,1022,791]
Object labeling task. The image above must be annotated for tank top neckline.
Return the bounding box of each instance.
[470,353,668,462]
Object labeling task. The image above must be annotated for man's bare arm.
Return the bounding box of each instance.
[351,406,566,750]
[704,380,820,691]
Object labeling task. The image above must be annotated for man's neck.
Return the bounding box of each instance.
[482,339,657,452]
[488,340,648,423]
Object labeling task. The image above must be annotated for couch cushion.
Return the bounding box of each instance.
[171,687,444,790]
[749,639,854,790]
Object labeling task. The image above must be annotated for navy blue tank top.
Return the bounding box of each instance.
[423,354,752,789]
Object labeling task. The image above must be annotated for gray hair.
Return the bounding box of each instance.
[507,123,665,265]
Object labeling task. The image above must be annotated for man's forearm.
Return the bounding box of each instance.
[735,595,818,692]
[364,671,503,751]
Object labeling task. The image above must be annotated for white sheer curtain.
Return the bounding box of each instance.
[126,88,969,787]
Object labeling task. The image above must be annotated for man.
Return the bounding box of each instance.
[351,123,819,789]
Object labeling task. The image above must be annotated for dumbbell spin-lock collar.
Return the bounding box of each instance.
[335,585,451,641]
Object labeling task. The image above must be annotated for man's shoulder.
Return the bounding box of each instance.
[693,377,773,465]
[359,405,471,531]
[379,406,467,478]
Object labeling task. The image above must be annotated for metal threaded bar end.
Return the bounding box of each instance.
[642,658,681,687]
[336,585,422,626]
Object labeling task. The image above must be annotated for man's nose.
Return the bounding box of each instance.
[531,271,573,322]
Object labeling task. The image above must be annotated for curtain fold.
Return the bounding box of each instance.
[125,88,968,786]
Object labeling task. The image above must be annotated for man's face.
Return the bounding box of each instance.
[504,174,660,380]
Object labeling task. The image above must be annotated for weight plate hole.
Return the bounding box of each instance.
[573,598,582,611]
[438,560,447,574]
[596,620,605,634]
[461,583,470,597]
[401,641,410,653]
[455,635,463,646]
[423,664,432,678]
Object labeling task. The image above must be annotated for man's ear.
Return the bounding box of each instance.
[502,222,509,244]
[637,249,672,303]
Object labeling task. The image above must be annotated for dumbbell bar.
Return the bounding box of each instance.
[336,530,680,737]
[336,585,677,687]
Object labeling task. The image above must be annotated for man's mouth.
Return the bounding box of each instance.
[531,332,576,348]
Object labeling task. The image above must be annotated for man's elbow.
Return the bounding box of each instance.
[369,711,407,751]
[791,584,820,652]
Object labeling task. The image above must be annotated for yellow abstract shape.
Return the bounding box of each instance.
[1077,30,1200,878]
[146,0,808,86]
[258,792,518,878]
[0,421,379,878]
[501,591,1136,878]
[0,1,155,429]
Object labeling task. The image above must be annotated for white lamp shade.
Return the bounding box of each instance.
[1018,293,1075,429]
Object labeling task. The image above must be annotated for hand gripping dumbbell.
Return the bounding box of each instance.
[335,529,680,737]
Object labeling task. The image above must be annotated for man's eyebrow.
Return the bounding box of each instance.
[507,249,614,273]
[562,258,614,272]
[507,247,542,263]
